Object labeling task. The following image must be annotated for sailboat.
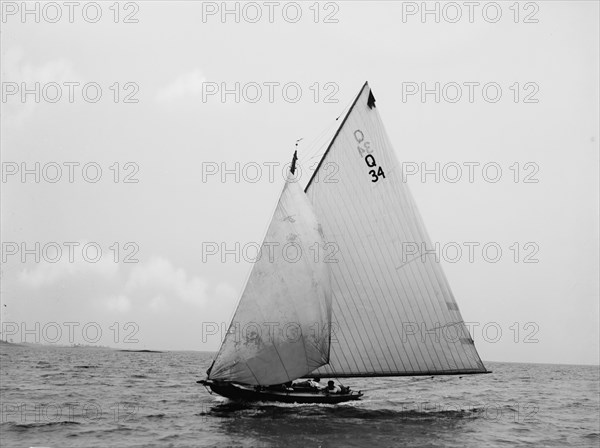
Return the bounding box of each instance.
[198,82,488,403]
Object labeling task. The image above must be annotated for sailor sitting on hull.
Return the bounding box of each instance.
[292,377,325,391]
[308,377,326,390]
[326,380,342,394]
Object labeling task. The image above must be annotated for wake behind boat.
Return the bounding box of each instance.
[198,82,489,404]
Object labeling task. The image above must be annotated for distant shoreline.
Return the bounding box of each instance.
[1,341,597,367]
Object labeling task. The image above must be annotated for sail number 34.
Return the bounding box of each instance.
[354,129,385,183]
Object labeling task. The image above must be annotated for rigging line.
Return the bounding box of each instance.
[245,362,261,386]
[298,125,340,184]
[299,96,356,180]
[301,88,361,183]
[300,93,356,163]
[300,120,335,158]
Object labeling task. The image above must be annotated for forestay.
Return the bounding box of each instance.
[305,82,487,377]
[208,178,332,385]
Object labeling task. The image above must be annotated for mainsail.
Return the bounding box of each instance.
[208,177,332,385]
[304,82,487,377]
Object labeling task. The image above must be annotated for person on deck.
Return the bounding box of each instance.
[326,380,342,394]
[308,377,325,390]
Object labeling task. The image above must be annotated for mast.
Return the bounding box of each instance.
[290,150,298,175]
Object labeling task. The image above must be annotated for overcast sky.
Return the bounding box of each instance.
[1,1,598,366]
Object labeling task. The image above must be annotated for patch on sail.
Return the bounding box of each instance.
[460,337,474,345]
[446,301,460,311]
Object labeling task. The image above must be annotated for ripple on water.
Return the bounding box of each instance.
[1,346,598,448]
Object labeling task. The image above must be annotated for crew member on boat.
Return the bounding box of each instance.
[308,377,325,390]
[326,380,342,394]
[292,377,325,390]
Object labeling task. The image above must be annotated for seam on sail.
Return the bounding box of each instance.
[365,120,446,372]
[312,85,485,375]
[388,146,467,371]
[334,167,404,373]
[331,111,425,373]
[378,154,452,371]
[323,95,398,374]
[309,184,369,373]
[323,188,383,373]
[398,175,469,370]
[363,117,455,372]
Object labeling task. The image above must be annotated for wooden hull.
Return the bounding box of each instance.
[198,380,363,404]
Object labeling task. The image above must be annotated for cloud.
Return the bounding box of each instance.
[124,256,209,307]
[215,282,237,302]
[106,294,132,313]
[2,47,83,126]
[17,252,229,312]
[2,47,81,84]
[19,249,118,288]
[10,249,238,349]
[155,69,206,102]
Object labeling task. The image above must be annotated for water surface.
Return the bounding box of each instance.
[1,343,598,447]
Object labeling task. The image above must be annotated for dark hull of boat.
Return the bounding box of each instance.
[198,380,363,404]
